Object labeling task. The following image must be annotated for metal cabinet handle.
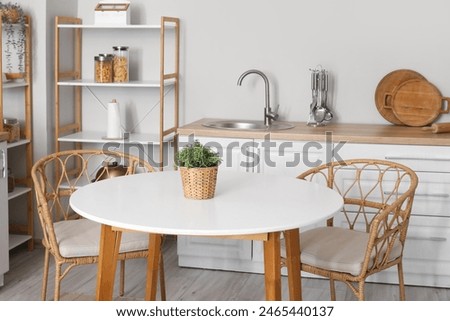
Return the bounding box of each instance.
[408,236,447,242]
[385,156,450,162]
[0,149,5,178]
[384,191,449,198]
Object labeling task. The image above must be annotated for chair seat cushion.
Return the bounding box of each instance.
[54,218,149,258]
[299,227,402,276]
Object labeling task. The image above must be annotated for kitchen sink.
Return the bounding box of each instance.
[202,120,295,131]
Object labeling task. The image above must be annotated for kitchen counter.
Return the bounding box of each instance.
[0,132,7,142]
[178,118,450,146]
[177,119,450,287]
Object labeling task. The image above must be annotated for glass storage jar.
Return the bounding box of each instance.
[3,118,20,143]
[95,55,113,83]
[112,46,129,82]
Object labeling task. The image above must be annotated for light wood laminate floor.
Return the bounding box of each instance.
[0,238,449,301]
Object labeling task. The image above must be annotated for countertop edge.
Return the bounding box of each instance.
[177,119,450,146]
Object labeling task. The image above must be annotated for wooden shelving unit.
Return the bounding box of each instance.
[0,16,34,251]
[54,16,180,170]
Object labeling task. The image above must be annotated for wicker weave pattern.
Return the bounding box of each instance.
[31,149,165,301]
[180,166,218,199]
[295,159,418,300]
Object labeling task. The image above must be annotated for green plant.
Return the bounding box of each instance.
[176,141,222,169]
[0,2,26,73]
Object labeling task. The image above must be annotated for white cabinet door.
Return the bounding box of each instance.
[177,136,255,271]
[336,143,450,173]
[0,142,8,286]
[257,139,329,177]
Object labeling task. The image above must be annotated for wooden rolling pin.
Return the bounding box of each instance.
[422,123,450,133]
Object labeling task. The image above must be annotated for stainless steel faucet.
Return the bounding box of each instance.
[237,69,278,126]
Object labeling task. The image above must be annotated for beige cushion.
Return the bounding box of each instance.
[283,227,402,276]
[54,218,149,258]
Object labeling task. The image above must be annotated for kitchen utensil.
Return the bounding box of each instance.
[384,79,450,127]
[422,122,450,134]
[308,66,332,126]
[314,106,326,122]
[375,69,426,125]
[314,106,333,123]
[324,107,333,121]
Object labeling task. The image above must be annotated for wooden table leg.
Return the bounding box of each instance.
[145,233,162,300]
[284,228,302,300]
[264,231,281,300]
[96,224,122,300]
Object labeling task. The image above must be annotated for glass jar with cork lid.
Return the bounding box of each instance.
[3,118,20,143]
[95,54,113,83]
[113,46,129,82]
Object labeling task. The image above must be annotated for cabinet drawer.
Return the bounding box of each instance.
[335,214,450,286]
[401,215,450,286]
[336,168,450,218]
[177,236,252,260]
[411,172,450,217]
[336,143,450,173]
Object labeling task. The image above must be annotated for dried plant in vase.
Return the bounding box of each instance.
[0,2,26,77]
[175,140,222,200]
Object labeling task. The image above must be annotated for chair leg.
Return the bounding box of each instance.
[357,281,365,301]
[397,261,406,300]
[119,260,125,297]
[329,278,336,301]
[54,262,62,301]
[41,248,50,301]
[159,252,166,301]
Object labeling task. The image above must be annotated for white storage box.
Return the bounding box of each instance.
[94,1,130,25]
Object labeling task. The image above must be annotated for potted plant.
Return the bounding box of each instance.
[175,140,222,200]
[0,2,26,76]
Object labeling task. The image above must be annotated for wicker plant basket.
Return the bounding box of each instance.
[180,166,218,200]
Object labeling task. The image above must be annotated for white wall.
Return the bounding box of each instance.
[11,0,77,239]
[76,0,450,126]
[15,0,77,161]
[9,0,450,154]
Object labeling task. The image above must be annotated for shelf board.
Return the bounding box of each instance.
[7,139,30,149]
[2,81,28,89]
[8,186,32,201]
[9,234,32,251]
[58,131,174,145]
[57,79,175,88]
[58,24,164,29]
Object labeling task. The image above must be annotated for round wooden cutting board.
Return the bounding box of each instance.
[389,79,450,127]
[375,69,426,125]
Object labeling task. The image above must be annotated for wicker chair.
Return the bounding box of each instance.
[31,149,165,301]
[291,159,418,300]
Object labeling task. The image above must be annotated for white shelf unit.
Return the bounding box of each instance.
[8,234,32,251]
[54,16,180,170]
[0,17,34,252]
[57,131,175,145]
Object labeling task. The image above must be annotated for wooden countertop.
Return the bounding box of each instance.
[0,132,8,142]
[177,118,450,146]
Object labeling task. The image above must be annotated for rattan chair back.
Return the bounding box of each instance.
[31,149,163,300]
[296,159,418,300]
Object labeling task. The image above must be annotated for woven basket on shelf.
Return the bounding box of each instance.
[0,8,20,23]
[179,166,218,200]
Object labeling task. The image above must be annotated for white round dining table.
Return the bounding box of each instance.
[70,170,343,301]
